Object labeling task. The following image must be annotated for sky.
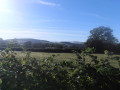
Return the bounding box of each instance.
[0,0,120,42]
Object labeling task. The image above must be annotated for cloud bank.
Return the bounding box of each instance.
[0,29,88,41]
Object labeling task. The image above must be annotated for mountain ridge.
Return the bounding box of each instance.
[5,38,84,44]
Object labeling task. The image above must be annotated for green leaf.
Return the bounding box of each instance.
[0,79,2,85]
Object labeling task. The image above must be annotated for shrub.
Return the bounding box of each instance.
[0,48,120,90]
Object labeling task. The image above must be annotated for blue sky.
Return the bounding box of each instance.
[0,0,120,42]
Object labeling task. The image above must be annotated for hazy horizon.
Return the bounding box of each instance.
[0,37,85,43]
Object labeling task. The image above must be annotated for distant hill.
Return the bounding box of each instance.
[3,38,85,49]
[60,41,84,45]
[5,38,84,45]
[0,38,85,52]
[5,38,50,45]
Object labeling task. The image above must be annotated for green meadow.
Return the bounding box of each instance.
[15,51,120,68]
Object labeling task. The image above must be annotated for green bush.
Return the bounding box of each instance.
[0,48,120,90]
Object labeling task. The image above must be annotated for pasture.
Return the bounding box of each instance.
[15,51,120,68]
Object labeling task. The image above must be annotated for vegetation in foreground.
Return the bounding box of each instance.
[0,48,120,90]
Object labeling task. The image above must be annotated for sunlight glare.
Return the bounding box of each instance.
[0,0,17,25]
[0,0,13,13]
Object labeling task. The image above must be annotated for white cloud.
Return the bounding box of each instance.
[87,13,104,19]
[38,0,60,6]
[0,30,87,37]
[0,29,88,41]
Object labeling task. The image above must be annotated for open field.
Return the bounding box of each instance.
[15,51,77,62]
[14,51,120,68]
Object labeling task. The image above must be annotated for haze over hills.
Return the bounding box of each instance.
[5,38,84,45]
[5,38,50,45]
[0,38,85,53]
[0,38,85,50]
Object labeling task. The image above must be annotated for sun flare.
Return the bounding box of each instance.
[0,0,17,24]
[0,0,13,12]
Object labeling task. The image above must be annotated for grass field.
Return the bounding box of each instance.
[16,51,77,61]
[14,51,120,68]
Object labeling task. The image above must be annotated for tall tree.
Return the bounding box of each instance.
[85,26,118,52]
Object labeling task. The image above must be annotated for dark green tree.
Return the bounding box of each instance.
[24,41,32,48]
[85,26,118,52]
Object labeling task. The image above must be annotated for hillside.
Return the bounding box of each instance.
[4,38,84,46]
[5,38,50,45]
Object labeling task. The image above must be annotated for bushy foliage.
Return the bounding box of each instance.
[85,26,118,53]
[0,48,120,90]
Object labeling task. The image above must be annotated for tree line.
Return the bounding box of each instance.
[0,39,84,52]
